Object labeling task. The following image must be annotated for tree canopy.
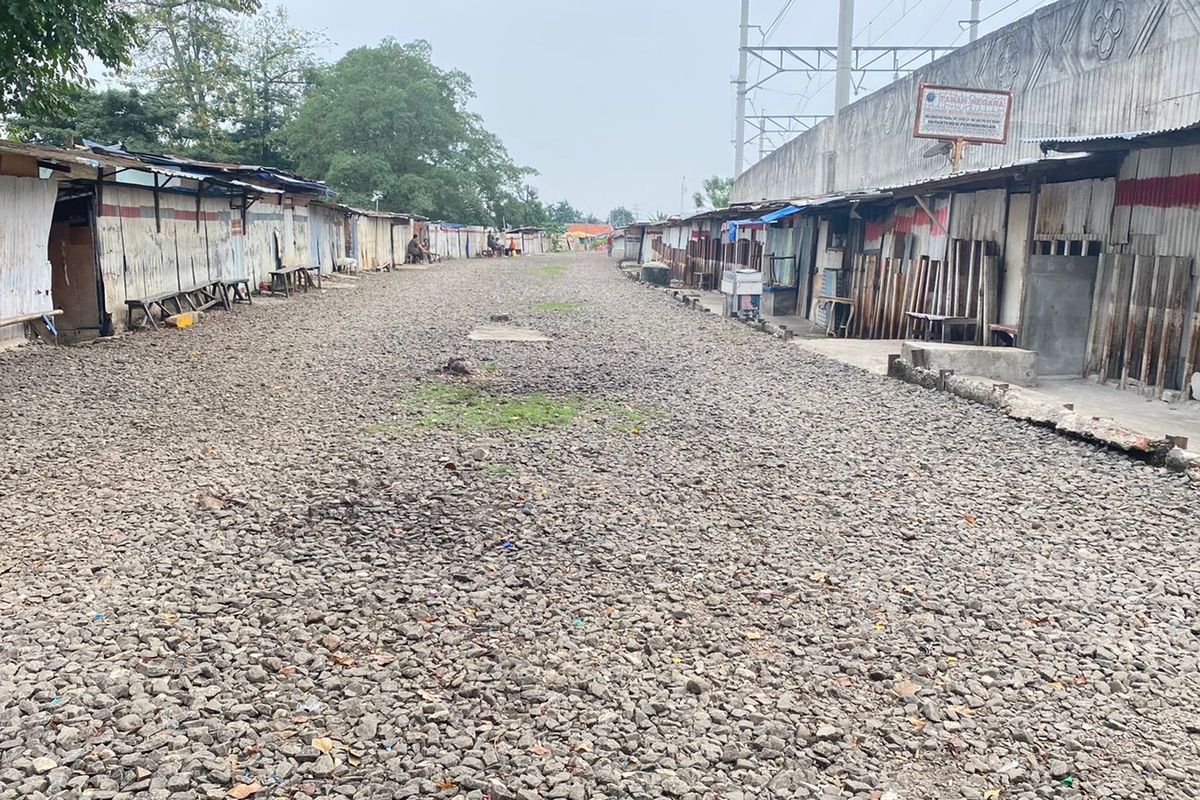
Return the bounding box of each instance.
[0,0,137,117]
[693,175,733,211]
[284,39,534,225]
[3,4,602,228]
[9,87,179,151]
[608,207,635,227]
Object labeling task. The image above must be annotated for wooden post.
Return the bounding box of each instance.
[1178,261,1200,403]
[1139,256,1165,391]
[1084,253,1110,378]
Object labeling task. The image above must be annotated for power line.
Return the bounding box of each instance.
[866,0,933,46]
[915,0,958,44]
[949,0,1048,44]
[855,0,901,39]
[763,0,798,42]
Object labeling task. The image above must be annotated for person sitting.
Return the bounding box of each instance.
[406,234,429,264]
[486,233,502,257]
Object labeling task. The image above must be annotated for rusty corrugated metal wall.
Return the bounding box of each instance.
[1035,179,1115,242]
[96,186,240,328]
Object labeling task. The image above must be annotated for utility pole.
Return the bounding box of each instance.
[835,0,854,114]
[968,0,981,42]
[734,0,750,176]
[680,176,687,216]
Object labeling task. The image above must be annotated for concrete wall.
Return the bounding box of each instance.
[734,0,1200,203]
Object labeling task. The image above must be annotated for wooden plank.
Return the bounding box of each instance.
[1102,254,1134,384]
[931,254,940,317]
[981,254,999,349]
[1084,253,1111,378]
[948,242,959,317]
[904,257,923,338]
[1156,257,1192,398]
[1179,261,1200,403]
[863,256,874,338]
[875,258,889,339]
[1139,257,1167,391]
[1122,255,1152,389]
[890,261,903,338]
[883,257,893,338]
[848,254,862,337]
[864,255,875,338]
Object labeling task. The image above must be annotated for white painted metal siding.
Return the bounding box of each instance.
[0,175,57,345]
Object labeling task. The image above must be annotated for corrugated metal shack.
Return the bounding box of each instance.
[503,227,548,256]
[430,223,492,260]
[0,150,59,346]
[0,138,455,346]
[347,209,420,270]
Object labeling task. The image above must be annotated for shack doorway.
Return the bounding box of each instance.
[49,191,105,341]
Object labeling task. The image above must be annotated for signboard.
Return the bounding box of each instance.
[913,84,1013,144]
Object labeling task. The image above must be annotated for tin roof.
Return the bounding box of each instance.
[1031,121,1200,153]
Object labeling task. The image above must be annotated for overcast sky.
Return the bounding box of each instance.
[282,0,1054,218]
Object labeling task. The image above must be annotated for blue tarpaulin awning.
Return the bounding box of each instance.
[727,205,805,241]
[759,204,805,223]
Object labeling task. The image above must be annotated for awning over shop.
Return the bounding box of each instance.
[727,204,805,241]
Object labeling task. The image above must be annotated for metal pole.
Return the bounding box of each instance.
[758,109,767,161]
[734,0,750,175]
[969,0,980,41]
[835,0,854,113]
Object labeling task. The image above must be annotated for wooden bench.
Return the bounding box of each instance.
[989,323,1018,347]
[218,278,253,310]
[269,265,318,297]
[0,310,63,344]
[180,282,223,312]
[906,312,976,343]
[126,290,188,330]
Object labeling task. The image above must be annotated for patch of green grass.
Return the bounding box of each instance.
[486,464,516,475]
[532,301,583,313]
[591,400,666,431]
[479,362,504,374]
[535,264,567,277]
[366,384,663,438]
[395,383,582,433]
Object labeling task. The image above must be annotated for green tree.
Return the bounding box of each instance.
[0,0,137,117]
[9,87,179,150]
[228,6,327,167]
[546,200,581,226]
[284,39,529,224]
[129,0,260,155]
[649,211,669,222]
[692,175,733,210]
[609,207,635,227]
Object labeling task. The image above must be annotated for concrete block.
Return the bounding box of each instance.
[165,311,200,329]
[640,263,671,287]
[901,341,1037,386]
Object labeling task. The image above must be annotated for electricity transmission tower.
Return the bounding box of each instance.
[733,0,962,168]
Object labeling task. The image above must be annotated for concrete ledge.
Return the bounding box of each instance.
[888,356,1200,478]
[902,341,1037,387]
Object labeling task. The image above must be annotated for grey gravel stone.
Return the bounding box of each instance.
[0,252,1195,800]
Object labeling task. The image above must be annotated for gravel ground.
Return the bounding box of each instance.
[1,251,1197,800]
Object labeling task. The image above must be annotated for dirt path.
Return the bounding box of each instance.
[0,252,1196,800]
